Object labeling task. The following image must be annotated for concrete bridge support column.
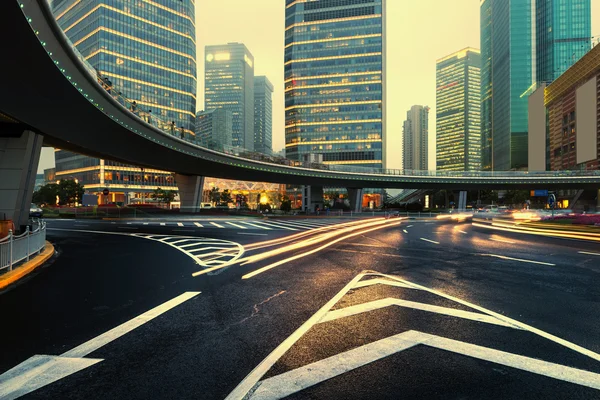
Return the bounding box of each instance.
[347,188,364,213]
[175,174,204,213]
[302,186,324,214]
[458,190,468,211]
[0,130,43,231]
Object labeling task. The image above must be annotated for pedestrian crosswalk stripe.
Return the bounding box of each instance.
[226,222,248,229]
[194,222,203,228]
[210,222,225,228]
[177,222,184,227]
[242,222,272,230]
[277,221,320,229]
[258,221,299,231]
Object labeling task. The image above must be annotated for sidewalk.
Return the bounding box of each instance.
[0,242,55,291]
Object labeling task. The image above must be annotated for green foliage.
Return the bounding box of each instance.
[210,187,220,203]
[220,189,233,205]
[32,183,59,205]
[53,180,84,206]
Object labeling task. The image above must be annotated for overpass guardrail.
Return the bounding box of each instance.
[0,221,47,272]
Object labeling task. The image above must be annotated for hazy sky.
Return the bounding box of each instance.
[39,0,600,173]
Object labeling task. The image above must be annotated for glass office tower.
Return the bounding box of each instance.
[51,0,196,203]
[536,0,591,83]
[284,0,385,169]
[254,76,274,155]
[403,105,429,171]
[480,0,591,171]
[436,48,481,171]
[205,43,255,150]
[196,109,233,151]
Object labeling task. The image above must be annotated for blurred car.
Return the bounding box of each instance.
[478,205,498,213]
[29,203,43,218]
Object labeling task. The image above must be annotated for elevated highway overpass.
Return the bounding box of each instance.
[1,0,599,227]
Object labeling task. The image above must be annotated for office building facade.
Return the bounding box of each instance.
[51,0,195,201]
[536,0,592,83]
[196,109,233,151]
[284,0,386,169]
[436,48,481,171]
[205,43,255,150]
[403,105,429,171]
[254,76,274,155]
[481,0,591,171]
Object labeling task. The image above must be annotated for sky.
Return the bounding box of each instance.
[38,0,600,173]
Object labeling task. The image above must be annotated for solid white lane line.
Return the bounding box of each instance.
[61,292,200,358]
[482,254,555,266]
[226,222,248,229]
[320,298,518,328]
[210,222,225,228]
[194,222,203,228]
[248,331,421,400]
[242,222,272,230]
[225,273,367,400]
[352,278,416,290]
[420,238,440,245]
[579,251,600,256]
[238,232,268,236]
[177,222,184,227]
[403,229,408,233]
[249,329,600,400]
[258,221,299,231]
[490,237,516,244]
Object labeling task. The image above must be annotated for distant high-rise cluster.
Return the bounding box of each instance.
[436,48,481,171]
[284,0,385,169]
[479,0,591,171]
[195,109,233,151]
[403,106,429,171]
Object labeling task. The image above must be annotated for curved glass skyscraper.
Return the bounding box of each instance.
[284,0,385,170]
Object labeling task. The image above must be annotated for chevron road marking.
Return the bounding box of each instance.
[227,271,600,400]
[0,292,200,400]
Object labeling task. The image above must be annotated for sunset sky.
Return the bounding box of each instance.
[38,0,600,172]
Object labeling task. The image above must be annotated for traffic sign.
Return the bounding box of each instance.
[548,193,556,207]
[531,190,549,197]
[102,188,110,196]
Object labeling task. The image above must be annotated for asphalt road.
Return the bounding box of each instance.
[1,216,599,399]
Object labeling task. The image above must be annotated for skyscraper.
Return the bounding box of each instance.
[205,43,255,150]
[254,76,274,155]
[480,0,591,171]
[403,106,429,171]
[51,0,196,203]
[284,0,386,169]
[436,48,481,171]
[536,0,592,83]
[196,109,233,151]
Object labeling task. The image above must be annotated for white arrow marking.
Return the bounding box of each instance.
[0,292,199,399]
[320,297,521,328]
[248,330,600,400]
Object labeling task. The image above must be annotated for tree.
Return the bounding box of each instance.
[152,188,165,206]
[280,199,292,213]
[57,179,84,206]
[160,190,177,206]
[210,187,220,204]
[220,189,233,206]
[32,183,59,206]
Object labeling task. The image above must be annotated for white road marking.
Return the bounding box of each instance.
[403,229,408,233]
[194,222,203,228]
[210,222,225,229]
[242,222,272,230]
[126,222,132,225]
[482,254,555,266]
[258,221,299,231]
[420,238,440,245]
[0,292,200,400]
[579,251,600,256]
[160,223,166,226]
[226,222,247,229]
[352,278,414,290]
[490,237,516,244]
[407,225,414,228]
[320,297,519,328]
[280,221,323,229]
[143,223,149,225]
[177,222,184,227]
[458,230,468,234]
[248,330,600,400]
[225,273,366,400]
[238,232,268,236]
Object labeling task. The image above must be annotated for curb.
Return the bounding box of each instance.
[0,241,55,290]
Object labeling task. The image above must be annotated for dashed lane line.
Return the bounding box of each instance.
[420,238,440,245]
[403,229,408,233]
[481,254,556,266]
[579,251,600,256]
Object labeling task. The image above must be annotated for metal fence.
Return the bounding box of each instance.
[0,221,47,272]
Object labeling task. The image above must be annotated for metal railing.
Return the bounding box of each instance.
[0,221,47,272]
